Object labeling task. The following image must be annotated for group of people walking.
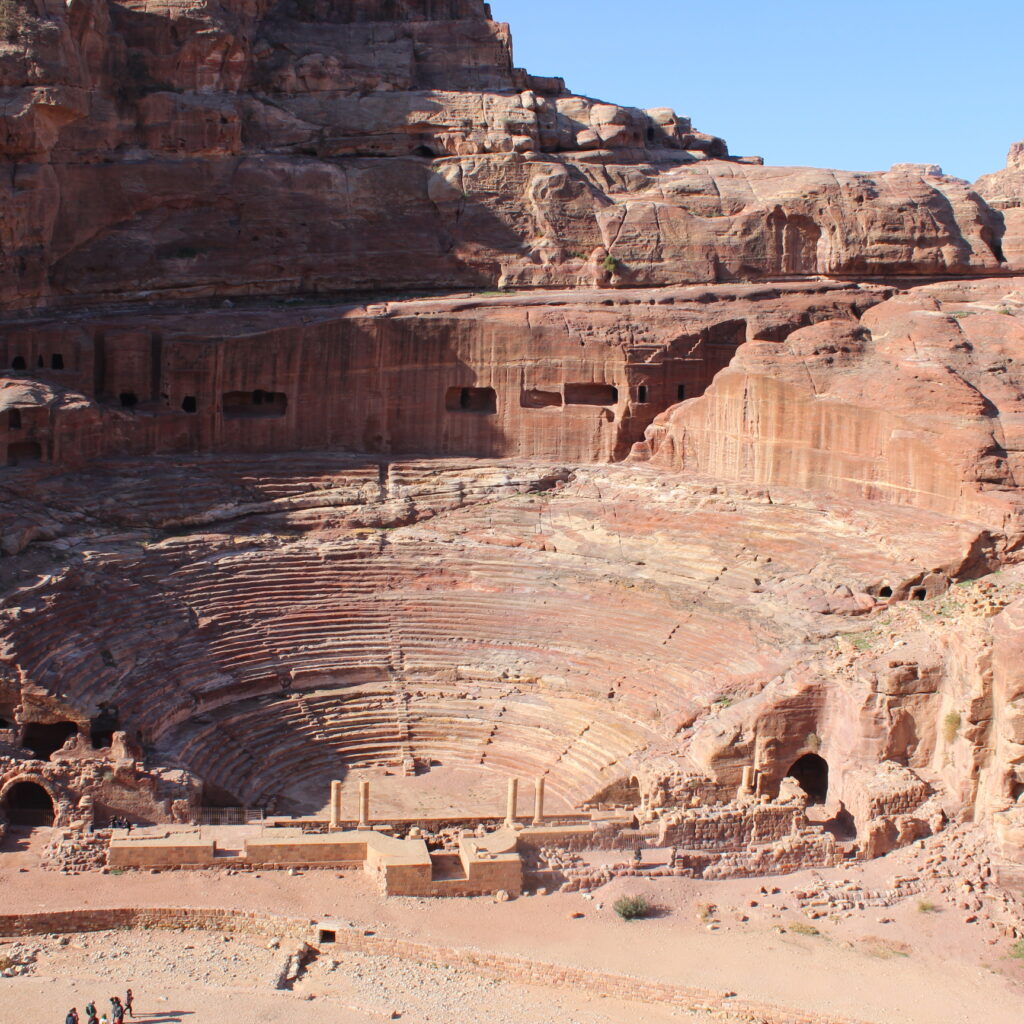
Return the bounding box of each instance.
[65,991,133,1024]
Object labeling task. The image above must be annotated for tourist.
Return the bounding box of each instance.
[110,996,124,1024]
[98,1014,108,1024]
[87,1010,99,1024]
[84,1003,96,1021]
[124,988,134,1018]
[65,1008,77,1024]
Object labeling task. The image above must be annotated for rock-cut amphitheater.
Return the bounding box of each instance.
[4,0,1024,916]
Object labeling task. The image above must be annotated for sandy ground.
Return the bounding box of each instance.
[2,827,1023,1024]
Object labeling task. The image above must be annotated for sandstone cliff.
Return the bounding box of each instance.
[0,0,1010,310]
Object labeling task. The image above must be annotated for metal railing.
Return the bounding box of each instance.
[194,807,264,827]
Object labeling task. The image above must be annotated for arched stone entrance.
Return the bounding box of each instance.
[786,753,829,805]
[1,780,56,827]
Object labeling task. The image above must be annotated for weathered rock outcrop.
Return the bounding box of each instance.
[976,141,1024,266]
[637,278,1024,533]
[0,0,1008,310]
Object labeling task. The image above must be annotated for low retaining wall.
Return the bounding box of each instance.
[0,907,311,939]
[0,906,872,1024]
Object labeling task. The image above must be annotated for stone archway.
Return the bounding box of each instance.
[786,753,829,805]
[0,779,56,827]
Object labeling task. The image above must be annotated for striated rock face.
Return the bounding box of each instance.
[0,0,1007,310]
[637,278,1024,531]
[0,281,886,469]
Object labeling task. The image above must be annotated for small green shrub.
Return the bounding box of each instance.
[917,900,940,913]
[613,895,650,921]
[602,254,618,274]
[713,695,734,709]
[789,921,821,936]
[1010,939,1024,960]
[943,711,962,745]
[848,631,875,651]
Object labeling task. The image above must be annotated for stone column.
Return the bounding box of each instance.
[358,779,370,829]
[740,765,756,796]
[329,780,342,830]
[505,777,518,826]
[532,776,545,825]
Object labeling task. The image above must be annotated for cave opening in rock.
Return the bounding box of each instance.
[564,383,618,406]
[119,392,138,409]
[879,585,893,599]
[181,395,197,414]
[677,384,687,401]
[8,408,21,430]
[90,705,119,750]
[636,385,649,403]
[446,386,497,414]
[10,356,25,370]
[51,354,64,370]
[6,442,42,466]
[22,721,78,760]
[912,588,927,601]
[786,752,829,805]
[2,781,55,827]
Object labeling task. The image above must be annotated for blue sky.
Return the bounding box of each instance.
[488,1,1023,181]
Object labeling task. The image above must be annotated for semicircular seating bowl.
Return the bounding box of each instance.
[1,523,783,813]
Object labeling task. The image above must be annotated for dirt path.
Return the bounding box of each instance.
[2,827,1022,1024]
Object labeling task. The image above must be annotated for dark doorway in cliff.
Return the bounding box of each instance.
[119,392,138,409]
[223,390,288,419]
[677,384,687,402]
[8,409,21,429]
[6,442,41,466]
[636,385,649,404]
[912,588,927,601]
[22,721,77,760]
[879,585,893,599]
[564,383,618,406]
[181,396,197,414]
[446,387,497,414]
[10,356,25,370]
[51,354,64,370]
[786,753,829,805]
[2,782,55,827]
[90,705,119,750]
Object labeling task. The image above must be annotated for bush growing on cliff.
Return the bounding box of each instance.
[613,895,650,920]
[943,711,962,745]
[602,254,618,274]
[1010,939,1024,960]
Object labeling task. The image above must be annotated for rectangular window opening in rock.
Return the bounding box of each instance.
[520,388,562,409]
[564,383,618,406]
[446,386,497,414]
